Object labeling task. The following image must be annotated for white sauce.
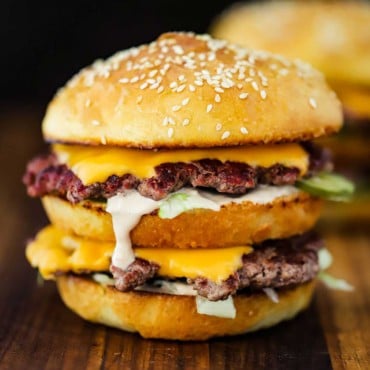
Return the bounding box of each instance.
[107,185,299,271]
[135,280,197,296]
[92,274,197,296]
[199,185,298,206]
[106,191,160,270]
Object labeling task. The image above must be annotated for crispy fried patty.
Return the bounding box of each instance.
[110,232,323,301]
[23,143,331,202]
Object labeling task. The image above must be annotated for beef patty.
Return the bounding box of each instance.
[23,143,331,202]
[110,232,322,301]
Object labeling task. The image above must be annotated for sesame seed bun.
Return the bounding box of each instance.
[41,192,322,248]
[57,275,316,340]
[42,32,342,148]
[211,1,370,87]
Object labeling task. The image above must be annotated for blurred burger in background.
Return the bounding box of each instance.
[211,0,370,225]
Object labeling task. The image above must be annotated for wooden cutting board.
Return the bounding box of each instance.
[0,107,369,370]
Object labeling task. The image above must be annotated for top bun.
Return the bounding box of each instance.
[211,1,370,87]
[43,32,342,148]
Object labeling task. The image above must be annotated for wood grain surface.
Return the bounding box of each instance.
[0,105,369,370]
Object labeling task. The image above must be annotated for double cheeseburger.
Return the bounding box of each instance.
[211,0,370,222]
[24,32,352,340]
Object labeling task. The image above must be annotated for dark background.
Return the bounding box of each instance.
[0,0,242,104]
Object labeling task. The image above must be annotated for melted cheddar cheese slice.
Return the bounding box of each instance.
[53,143,309,185]
[27,226,253,282]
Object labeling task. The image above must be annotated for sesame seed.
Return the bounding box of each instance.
[189,84,196,92]
[119,78,129,84]
[309,97,317,109]
[182,97,190,106]
[206,104,213,113]
[157,86,164,93]
[221,131,230,140]
[279,69,289,76]
[215,87,224,93]
[240,127,248,135]
[249,69,256,77]
[101,135,107,145]
[162,117,169,126]
[173,45,184,55]
[237,83,243,90]
[91,119,100,126]
[167,127,174,138]
[194,80,204,86]
[215,94,221,103]
[170,81,178,89]
[251,81,259,91]
[130,76,139,83]
[150,82,159,90]
[168,117,175,125]
[216,123,222,131]
[140,82,148,90]
[260,90,267,100]
[178,75,185,81]
[172,105,181,112]
[176,84,186,92]
[182,118,190,126]
[221,79,234,88]
[149,70,158,77]
[239,92,249,99]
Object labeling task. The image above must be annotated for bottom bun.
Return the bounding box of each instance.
[57,275,316,340]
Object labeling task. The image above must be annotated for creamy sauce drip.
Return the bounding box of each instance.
[106,191,160,269]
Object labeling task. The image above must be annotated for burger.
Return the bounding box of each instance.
[211,0,370,223]
[23,32,352,340]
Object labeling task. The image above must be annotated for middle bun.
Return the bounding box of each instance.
[42,191,322,248]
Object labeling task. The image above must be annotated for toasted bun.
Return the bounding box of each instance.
[42,192,322,248]
[42,32,341,148]
[211,1,370,86]
[57,275,315,340]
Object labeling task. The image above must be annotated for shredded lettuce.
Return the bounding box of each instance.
[92,273,115,286]
[317,248,354,291]
[297,172,355,202]
[196,295,236,318]
[262,288,279,303]
[158,191,220,219]
[318,248,333,271]
[318,272,354,291]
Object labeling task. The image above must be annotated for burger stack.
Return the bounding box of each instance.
[23,32,352,340]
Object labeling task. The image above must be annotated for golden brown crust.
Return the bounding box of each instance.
[211,1,370,87]
[57,275,315,340]
[42,191,322,248]
[42,32,342,148]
